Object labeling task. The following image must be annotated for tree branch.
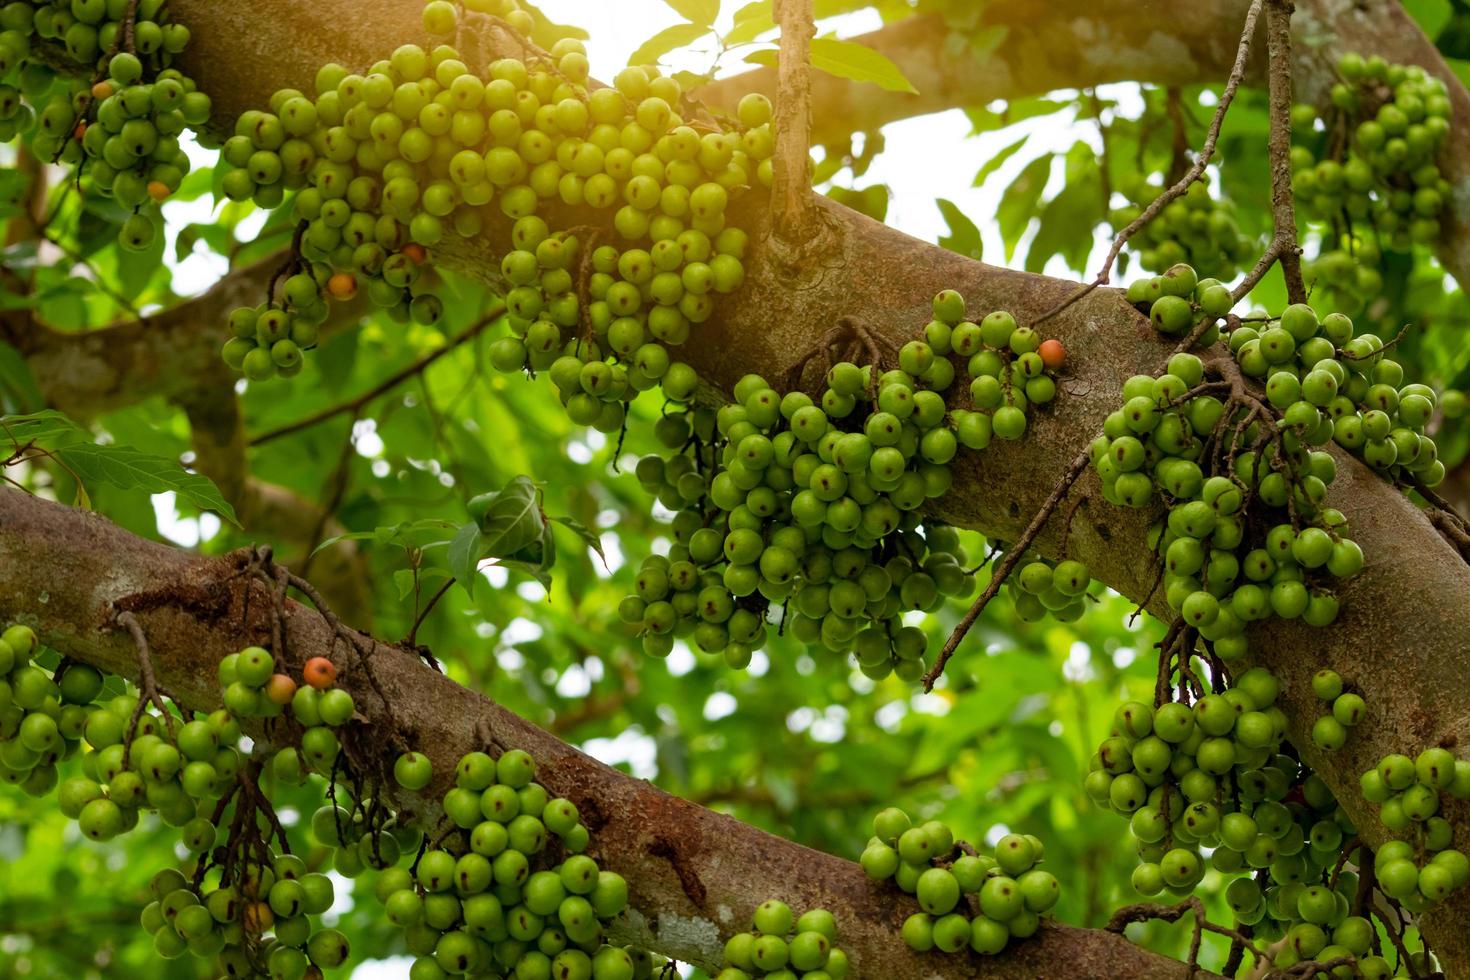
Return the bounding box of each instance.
[1034,0,1264,325]
[0,487,1207,980]
[1253,0,1308,304]
[772,0,815,245]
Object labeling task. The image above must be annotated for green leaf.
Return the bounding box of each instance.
[826,185,889,222]
[497,558,553,592]
[311,518,460,556]
[808,37,917,94]
[629,23,711,67]
[971,135,1029,190]
[964,97,1073,137]
[662,0,720,27]
[935,199,982,261]
[394,567,451,602]
[0,344,44,414]
[550,515,607,567]
[966,24,1010,61]
[997,154,1054,260]
[0,410,89,452]
[448,523,483,598]
[726,1,773,45]
[479,475,547,561]
[52,443,240,526]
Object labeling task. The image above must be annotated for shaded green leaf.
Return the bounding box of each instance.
[808,37,918,94]
[550,515,607,566]
[53,443,239,525]
[479,475,547,561]
[826,185,889,222]
[997,154,1054,260]
[0,344,44,414]
[629,23,710,67]
[935,199,982,261]
[0,410,89,452]
[972,135,1030,190]
[662,0,720,27]
[449,523,483,598]
[726,1,773,45]
[312,519,460,556]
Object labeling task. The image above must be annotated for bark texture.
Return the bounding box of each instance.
[0,488,1207,980]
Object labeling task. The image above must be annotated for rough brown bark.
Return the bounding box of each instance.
[0,487,1207,980]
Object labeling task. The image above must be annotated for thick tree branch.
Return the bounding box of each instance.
[0,487,1206,980]
[0,253,286,420]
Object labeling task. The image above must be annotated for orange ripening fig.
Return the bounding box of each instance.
[147,180,171,203]
[91,81,113,100]
[1039,339,1066,371]
[303,656,337,690]
[72,122,86,140]
[265,673,297,706]
[327,272,358,301]
[401,243,428,264]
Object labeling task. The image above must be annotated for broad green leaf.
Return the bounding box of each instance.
[479,475,548,561]
[394,567,452,602]
[0,344,44,414]
[725,1,773,45]
[935,199,982,261]
[629,23,710,67]
[662,0,720,27]
[312,519,460,556]
[997,154,1054,260]
[972,135,1030,190]
[550,515,607,565]
[448,523,483,598]
[808,37,917,94]
[497,558,553,592]
[0,410,89,452]
[52,443,240,526]
[826,185,889,222]
[965,97,1073,137]
[966,25,1010,61]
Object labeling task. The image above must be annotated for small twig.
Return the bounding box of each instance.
[404,578,456,647]
[1261,0,1307,304]
[1339,323,1411,360]
[1033,0,1265,327]
[265,222,309,309]
[924,446,1092,689]
[772,0,816,244]
[114,610,177,746]
[1106,896,1256,977]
